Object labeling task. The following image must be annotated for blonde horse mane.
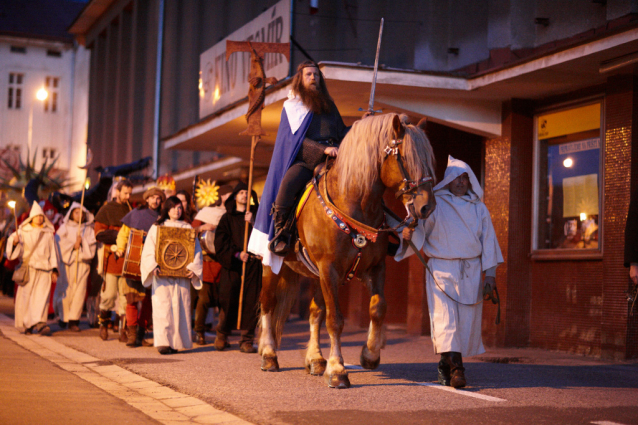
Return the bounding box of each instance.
[334,113,436,199]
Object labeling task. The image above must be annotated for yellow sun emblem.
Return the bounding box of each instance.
[195,179,220,209]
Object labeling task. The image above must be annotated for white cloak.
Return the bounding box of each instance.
[7,202,58,329]
[395,156,504,356]
[141,220,203,350]
[54,203,97,322]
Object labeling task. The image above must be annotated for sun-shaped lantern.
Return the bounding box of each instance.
[194,179,220,209]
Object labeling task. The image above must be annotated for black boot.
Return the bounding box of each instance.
[438,353,451,386]
[449,352,467,388]
[268,206,292,256]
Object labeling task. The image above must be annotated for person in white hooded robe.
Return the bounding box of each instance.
[140,196,203,354]
[6,201,58,335]
[397,155,503,388]
[54,202,97,331]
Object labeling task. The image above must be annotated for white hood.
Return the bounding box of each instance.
[433,155,483,202]
[20,201,54,231]
[62,202,95,226]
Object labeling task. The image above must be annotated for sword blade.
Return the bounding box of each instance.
[367,18,384,113]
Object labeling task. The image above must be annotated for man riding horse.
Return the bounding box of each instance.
[248,61,366,269]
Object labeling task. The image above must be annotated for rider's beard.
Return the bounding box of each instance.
[297,83,331,114]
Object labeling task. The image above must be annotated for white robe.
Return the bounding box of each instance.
[395,156,503,357]
[54,204,97,322]
[141,220,203,350]
[7,223,58,329]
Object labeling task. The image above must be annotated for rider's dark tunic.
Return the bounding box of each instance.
[275,101,350,208]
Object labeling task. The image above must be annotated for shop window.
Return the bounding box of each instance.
[533,102,602,256]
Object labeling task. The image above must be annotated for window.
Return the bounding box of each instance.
[8,73,24,109]
[10,46,26,54]
[533,102,602,255]
[46,50,61,58]
[44,76,59,112]
[42,148,57,159]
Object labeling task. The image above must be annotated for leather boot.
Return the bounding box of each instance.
[118,316,128,343]
[438,353,451,386]
[126,325,139,347]
[268,206,292,256]
[449,352,467,388]
[196,332,206,345]
[98,310,111,341]
[214,333,230,351]
[68,320,80,332]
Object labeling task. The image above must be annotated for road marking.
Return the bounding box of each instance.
[0,314,252,425]
[591,422,627,425]
[418,382,507,402]
[344,363,364,370]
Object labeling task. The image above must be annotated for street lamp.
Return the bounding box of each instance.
[27,87,49,153]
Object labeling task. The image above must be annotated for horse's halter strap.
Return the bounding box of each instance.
[384,139,433,200]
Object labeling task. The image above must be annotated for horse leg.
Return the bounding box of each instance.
[259,267,280,372]
[360,263,387,370]
[320,268,350,389]
[305,288,327,376]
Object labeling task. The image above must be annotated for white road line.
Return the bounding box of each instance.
[418,382,507,402]
[344,363,364,370]
[591,421,628,425]
[0,314,252,425]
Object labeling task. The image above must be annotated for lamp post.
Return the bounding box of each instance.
[27,87,49,153]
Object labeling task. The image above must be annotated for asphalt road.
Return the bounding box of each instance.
[1,294,637,425]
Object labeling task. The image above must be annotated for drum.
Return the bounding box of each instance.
[199,230,216,255]
[122,229,146,280]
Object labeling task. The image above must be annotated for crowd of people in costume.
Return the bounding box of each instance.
[1,178,262,356]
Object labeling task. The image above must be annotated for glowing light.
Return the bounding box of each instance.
[213,86,221,103]
[580,212,587,221]
[7,200,16,209]
[84,178,90,190]
[563,158,573,168]
[36,88,48,101]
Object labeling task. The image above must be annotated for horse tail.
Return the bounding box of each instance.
[271,264,299,348]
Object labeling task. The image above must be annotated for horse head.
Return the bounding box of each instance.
[380,114,436,221]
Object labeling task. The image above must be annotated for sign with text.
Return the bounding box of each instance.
[199,0,290,119]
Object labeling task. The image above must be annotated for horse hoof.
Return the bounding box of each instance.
[305,359,327,376]
[261,356,280,372]
[360,345,380,370]
[325,372,351,389]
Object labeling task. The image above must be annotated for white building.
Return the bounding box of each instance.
[0,0,89,191]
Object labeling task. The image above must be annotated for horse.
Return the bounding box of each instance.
[258,113,436,388]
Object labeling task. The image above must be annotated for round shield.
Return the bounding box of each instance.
[162,241,189,270]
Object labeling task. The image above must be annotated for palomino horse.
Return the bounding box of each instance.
[258,114,436,388]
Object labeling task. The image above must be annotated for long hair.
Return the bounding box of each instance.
[334,114,436,199]
[291,60,332,114]
[176,189,195,222]
[156,196,183,225]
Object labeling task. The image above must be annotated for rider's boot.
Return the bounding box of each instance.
[449,352,467,388]
[437,352,451,386]
[269,205,292,257]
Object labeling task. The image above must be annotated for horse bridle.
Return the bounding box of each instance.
[383,138,434,228]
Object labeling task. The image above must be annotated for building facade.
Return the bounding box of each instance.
[71,0,638,360]
[0,0,89,191]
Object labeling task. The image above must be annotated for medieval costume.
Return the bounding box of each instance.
[115,187,164,346]
[140,220,203,353]
[395,156,503,387]
[94,198,131,340]
[191,187,232,345]
[6,202,57,335]
[215,182,262,353]
[53,203,96,331]
[248,90,349,270]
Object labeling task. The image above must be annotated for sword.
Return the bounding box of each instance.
[359,18,384,115]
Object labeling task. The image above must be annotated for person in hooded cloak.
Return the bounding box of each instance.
[214,182,261,353]
[140,196,203,354]
[397,156,504,388]
[6,201,58,335]
[54,202,97,331]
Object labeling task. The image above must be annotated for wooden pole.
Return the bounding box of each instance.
[237,135,259,329]
[74,178,87,286]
